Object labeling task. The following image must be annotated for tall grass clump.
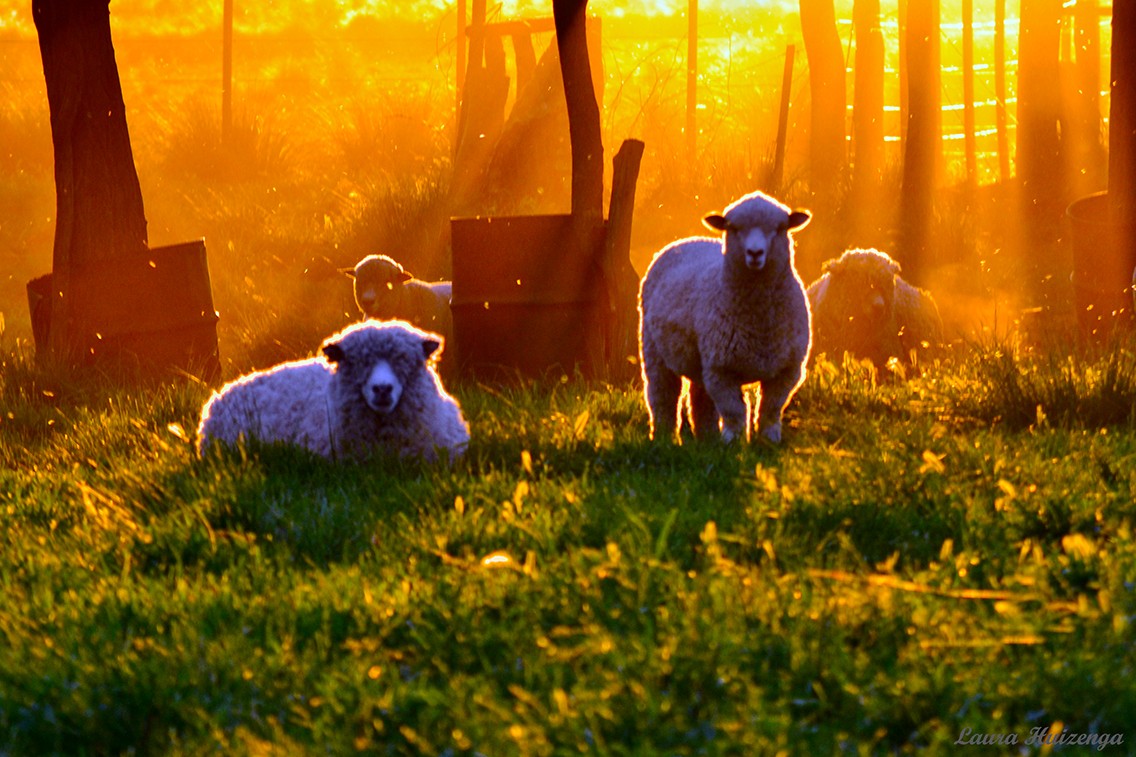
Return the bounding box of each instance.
[950,337,1136,429]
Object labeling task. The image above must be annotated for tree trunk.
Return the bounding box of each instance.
[995,0,1010,182]
[33,0,148,362]
[553,0,603,227]
[897,0,939,285]
[1016,0,1064,294]
[799,0,846,192]
[851,0,884,205]
[1071,0,1104,194]
[1111,0,1136,227]
[962,0,976,188]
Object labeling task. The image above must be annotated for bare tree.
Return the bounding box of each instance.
[553,0,603,226]
[33,0,148,362]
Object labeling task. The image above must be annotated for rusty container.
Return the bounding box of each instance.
[27,239,221,382]
[1067,191,1136,341]
[450,215,608,380]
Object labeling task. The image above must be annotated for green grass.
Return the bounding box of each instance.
[2,341,1136,755]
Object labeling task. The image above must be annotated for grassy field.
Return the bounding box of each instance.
[1,5,1131,753]
[2,338,1135,754]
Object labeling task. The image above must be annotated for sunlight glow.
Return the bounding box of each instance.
[480,551,515,568]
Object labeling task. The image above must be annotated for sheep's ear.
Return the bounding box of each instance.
[787,210,812,231]
[702,213,730,232]
[322,343,346,364]
[340,268,357,279]
[396,270,413,284]
[422,338,442,360]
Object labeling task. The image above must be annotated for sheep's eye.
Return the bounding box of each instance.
[386,282,395,290]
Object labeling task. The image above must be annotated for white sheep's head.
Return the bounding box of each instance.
[321,320,441,416]
[342,254,413,317]
[703,191,811,273]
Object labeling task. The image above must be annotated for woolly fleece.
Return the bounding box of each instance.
[197,320,468,461]
[639,190,812,444]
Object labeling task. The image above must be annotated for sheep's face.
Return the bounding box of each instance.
[819,249,901,331]
[704,208,811,273]
[322,321,442,416]
[345,255,413,316]
[827,268,895,329]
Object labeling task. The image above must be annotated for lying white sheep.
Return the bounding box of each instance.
[639,190,813,444]
[806,248,942,371]
[344,254,452,343]
[197,320,469,461]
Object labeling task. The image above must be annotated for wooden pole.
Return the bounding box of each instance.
[454,0,486,160]
[773,44,795,189]
[963,0,976,187]
[686,0,697,162]
[222,0,232,147]
[456,0,466,117]
[995,0,1009,182]
[602,139,645,380]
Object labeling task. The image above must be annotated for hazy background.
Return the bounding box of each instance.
[0,1,1112,372]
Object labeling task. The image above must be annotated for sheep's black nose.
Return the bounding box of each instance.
[371,383,393,403]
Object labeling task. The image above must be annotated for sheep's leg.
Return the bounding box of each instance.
[643,360,682,442]
[704,373,747,443]
[688,381,720,440]
[756,366,803,444]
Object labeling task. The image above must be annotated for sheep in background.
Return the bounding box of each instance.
[344,254,452,343]
[806,248,942,372]
[197,320,469,462]
[639,190,813,444]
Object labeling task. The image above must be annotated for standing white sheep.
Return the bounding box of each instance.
[343,254,453,343]
[639,190,813,444]
[197,320,469,461]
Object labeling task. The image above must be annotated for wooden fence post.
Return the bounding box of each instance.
[603,139,645,381]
